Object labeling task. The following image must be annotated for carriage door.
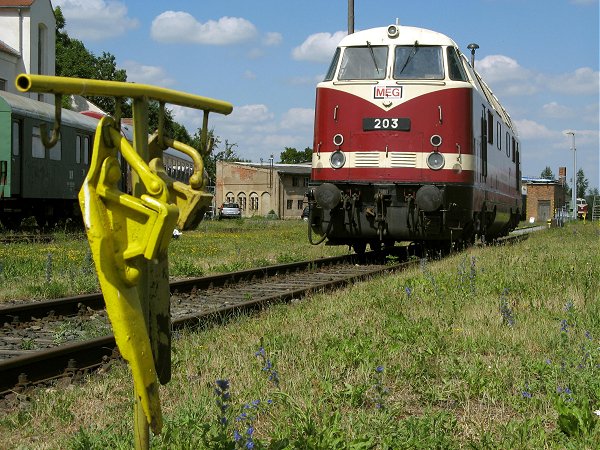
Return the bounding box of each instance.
[10,120,21,195]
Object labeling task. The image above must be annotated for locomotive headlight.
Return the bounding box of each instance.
[430,134,442,147]
[330,150,346,169]
[427,152,445,170]
[333,133,344,147]
[387,25,399,38]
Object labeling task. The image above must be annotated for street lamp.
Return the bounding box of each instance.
[565,130,576,219]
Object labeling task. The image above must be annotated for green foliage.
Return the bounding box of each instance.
[279,147,313,164]
[540,166,554,179]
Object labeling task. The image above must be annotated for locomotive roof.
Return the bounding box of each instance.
[339,25,459,48]
[0,90,99,131]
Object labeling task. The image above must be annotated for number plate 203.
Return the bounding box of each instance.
[363,117,411,131]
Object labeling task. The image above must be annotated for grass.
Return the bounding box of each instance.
[0,218,348,302]
[1,221,599,448]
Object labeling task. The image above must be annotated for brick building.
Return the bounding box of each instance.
[522,170,568,222]
[215,161,311,219]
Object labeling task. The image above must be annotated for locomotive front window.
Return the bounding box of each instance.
[324,48,340,81]
[338,46,388,80]
[393,45,444,80]
[447,47,468,81]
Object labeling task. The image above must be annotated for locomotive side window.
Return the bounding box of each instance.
[12,121,20,156]
[487,111,494,145]
[506,132,511,158]
[324,48,340,81]
[512,137,516,162]
[394,45,444,80]
[496,122,502,150]
[447,47,468,81]
[338,46,388,80]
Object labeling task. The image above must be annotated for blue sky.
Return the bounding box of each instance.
[53,0,599,190]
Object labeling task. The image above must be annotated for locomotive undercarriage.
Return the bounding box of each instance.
[308,182,516,252]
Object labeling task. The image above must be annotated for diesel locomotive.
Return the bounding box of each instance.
[308,24,522,252]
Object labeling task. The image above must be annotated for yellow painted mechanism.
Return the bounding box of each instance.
[17,74,233,439]
[79,117,177,433]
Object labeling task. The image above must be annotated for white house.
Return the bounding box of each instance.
[0,0,55,102]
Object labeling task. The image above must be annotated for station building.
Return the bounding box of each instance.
[215,161,311,219]
[522,167,568,222]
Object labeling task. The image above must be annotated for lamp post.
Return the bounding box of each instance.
[565,131,576,219]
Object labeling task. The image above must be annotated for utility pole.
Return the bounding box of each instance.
[348,0,354,34]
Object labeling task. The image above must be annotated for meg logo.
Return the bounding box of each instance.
[373,85,403,99]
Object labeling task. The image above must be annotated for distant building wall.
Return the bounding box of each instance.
[216,161,310,219]
[524,180,567,222]
[0,0,55,100]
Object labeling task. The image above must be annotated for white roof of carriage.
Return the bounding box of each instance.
[339,25,459,48]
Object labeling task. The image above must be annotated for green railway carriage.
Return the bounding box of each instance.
[0,91,98,227]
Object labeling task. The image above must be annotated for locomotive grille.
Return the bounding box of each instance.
[390,152,417,168]
[354,152,380,167]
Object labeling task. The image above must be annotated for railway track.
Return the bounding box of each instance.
[0,233,529,401]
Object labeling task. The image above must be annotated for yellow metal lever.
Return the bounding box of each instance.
[148,134,213,230]
[79,117,178,433]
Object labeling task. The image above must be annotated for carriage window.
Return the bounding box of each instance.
[76,135,82,163]
[12,121,20,156]
[324,48,340,81]
[83,136,90,165]
[49,139,62,161]
[447,47,468,81]
[394,45,444,80]
[338,46,388,80]
[32,126,45,158]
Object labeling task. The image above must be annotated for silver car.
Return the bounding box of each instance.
[219,202,242,219]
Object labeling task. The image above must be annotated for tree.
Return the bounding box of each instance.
[540,166,554,180]
[190,129,242,184]
[576,169,589,199]
[279,147,312,164]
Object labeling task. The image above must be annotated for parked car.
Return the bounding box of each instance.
[301,206,310,221]
[219,202,242,219]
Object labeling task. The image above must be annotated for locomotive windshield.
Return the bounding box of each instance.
[338,46,388,80]
[393,45,444,80]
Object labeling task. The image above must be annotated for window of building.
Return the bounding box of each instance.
[238,193,247,211]
[297,200,304,209]
[250,193,259,211]
[303,177,309,187]
[292,176,299,187]
[0,78,6,91]
[226,192,235,203]
[286,199,293,209]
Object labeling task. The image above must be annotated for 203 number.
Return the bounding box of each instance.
[373,118,399,129]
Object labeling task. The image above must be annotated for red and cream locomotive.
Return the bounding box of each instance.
[307,23,522,252]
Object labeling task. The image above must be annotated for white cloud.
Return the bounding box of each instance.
[121,61,174,86]
[280,108,314,129]
[53,0,138,40]
[263,32,283,46]
[292,31,346,63]
[541,102,574,119]
[151,12,257,45]
[514,119,560,140]
[243,70,257,80]
[545,67,599,95]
